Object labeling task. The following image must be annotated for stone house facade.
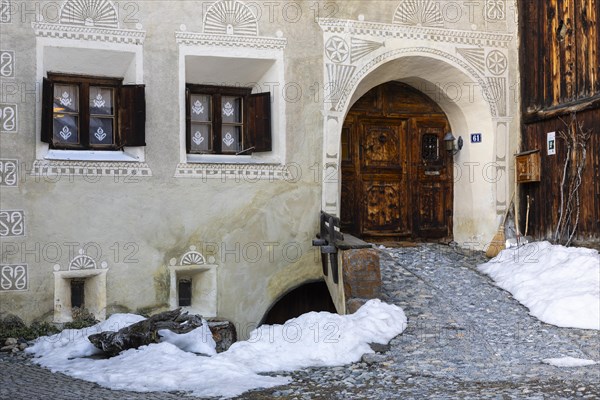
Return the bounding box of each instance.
[0,0,520,335]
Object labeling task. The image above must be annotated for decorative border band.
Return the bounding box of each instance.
[174,163,293,181]
[175,32,287,50]
[32,160,152,177]
[318,18,513,48]
[32,22,146,45]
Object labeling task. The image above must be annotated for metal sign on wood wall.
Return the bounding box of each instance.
[547,132,556,155]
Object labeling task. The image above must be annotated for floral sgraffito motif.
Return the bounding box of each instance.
[0,265,27,291]
[193,131,205,145]
[222,102,235,117]
[325,36,349,64]
[223,132,235,147]
[0,104,16,132]
[94,127,107,141]
[485,0,505,21]
[59,126,72,140]
[93,93,105,108]
[192,100,205,115]
[60,92,72,107]
[486,50,507,76]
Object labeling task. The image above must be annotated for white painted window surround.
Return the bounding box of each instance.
[33,23,146,165]
[176,32,288,167]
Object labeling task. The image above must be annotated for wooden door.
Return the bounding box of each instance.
[411,118,452,238]
[359,118,410,236]
[341,81,453,240]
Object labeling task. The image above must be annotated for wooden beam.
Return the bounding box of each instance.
[523,94,600,124]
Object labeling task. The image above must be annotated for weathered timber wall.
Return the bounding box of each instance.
[519,0,600,242]
[520,0,599,110]
[520,108,600,242]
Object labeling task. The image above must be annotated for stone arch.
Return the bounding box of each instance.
[336,47,497,118]
[324,49,501,243]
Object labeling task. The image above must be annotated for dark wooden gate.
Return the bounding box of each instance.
[341,82,453,240]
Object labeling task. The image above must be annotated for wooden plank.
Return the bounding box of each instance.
[522,93,600,123]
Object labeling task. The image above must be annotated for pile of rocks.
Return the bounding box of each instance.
[1,338,28,353]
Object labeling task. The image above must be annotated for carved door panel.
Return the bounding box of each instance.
[359,119,410,236]
[340,81,453,240]
[411,118,453,238]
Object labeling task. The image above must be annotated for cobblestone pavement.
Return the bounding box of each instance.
[2,244,599,399]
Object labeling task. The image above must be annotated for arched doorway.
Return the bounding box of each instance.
[341,81,453,241]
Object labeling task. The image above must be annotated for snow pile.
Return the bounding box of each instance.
[479,241,600,330]
[543,357,598,368]
[159,322,217,356]
[24,314,145,365]
[27,299,406,398]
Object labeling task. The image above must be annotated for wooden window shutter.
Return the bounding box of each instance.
[41,78,53,143]
[119,84,146,147]
[185,87,191,153]
[245,92,272,152]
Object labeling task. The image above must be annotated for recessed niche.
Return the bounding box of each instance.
[168,247,218,317]
[70,279,85,309]
[53,250,108,323]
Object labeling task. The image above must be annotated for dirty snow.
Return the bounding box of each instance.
[26,299,407,398]
[479,241,600,330]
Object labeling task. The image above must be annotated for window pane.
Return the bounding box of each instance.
[89,87,114,116]
[54,84,78,113]
[53,114,79,144]
[89,117,114,145]
[222,96,242,123]
[190,94,211,122]
[190,123,211,152]
[221,126,241,152]
[422,134,439,161]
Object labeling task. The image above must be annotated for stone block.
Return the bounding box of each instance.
[341,248,382,300]
[345,298,369,314]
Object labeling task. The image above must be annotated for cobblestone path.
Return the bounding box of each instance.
[2,244,599,399]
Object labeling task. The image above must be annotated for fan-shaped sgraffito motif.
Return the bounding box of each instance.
[69,254,97,270]
[487,77,507,117]
[351,38,384,63]
[203,0,258,36]
[60,0,119,28]
[181,251,206,265]
[393,0,443,28]
[456,48,485,74]
[326,64,356,111]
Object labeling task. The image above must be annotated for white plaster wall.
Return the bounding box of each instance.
[0,1,520,335]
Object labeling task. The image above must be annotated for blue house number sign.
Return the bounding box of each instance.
[471,133,482,143]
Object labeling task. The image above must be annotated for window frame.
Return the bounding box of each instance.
[46,73,123,151]
[42,72,146,152]
[186,84,272,156]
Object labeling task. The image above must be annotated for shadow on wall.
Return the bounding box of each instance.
[261,281,337,325]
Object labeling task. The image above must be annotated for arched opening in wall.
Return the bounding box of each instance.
[340,81,454,241]
[261,281,337,325]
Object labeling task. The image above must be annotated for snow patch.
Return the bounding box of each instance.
[479,241,600,330]
[27,299,407,398]
[159,320,217,356]
[542,357,598,368]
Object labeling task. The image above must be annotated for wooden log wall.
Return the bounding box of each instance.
[519,0,600,243]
